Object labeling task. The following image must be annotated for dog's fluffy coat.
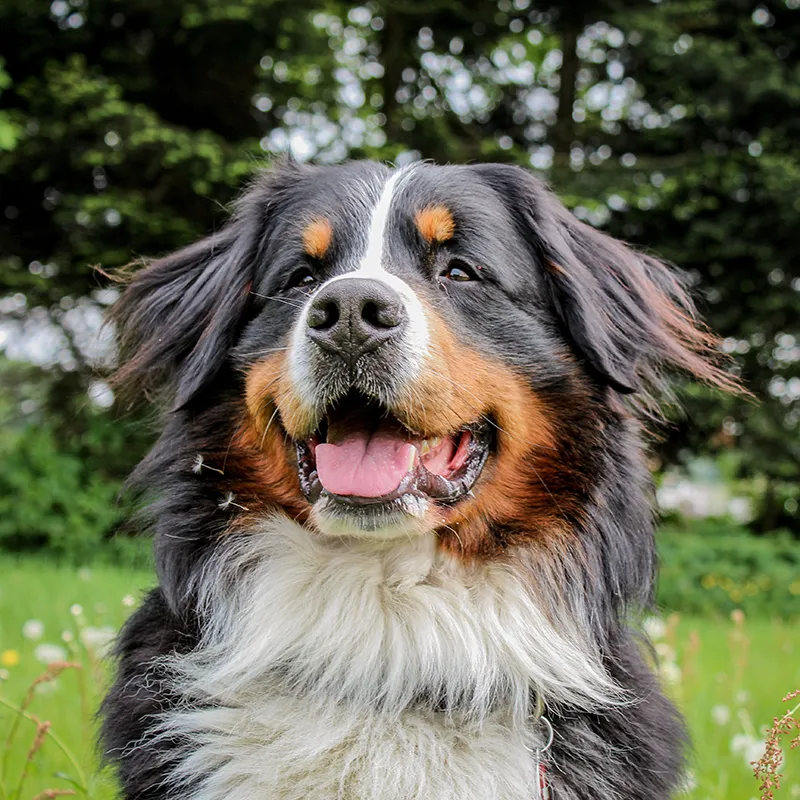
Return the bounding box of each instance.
[101,160,734,799]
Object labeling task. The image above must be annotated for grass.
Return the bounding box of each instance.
[0,556,798,800]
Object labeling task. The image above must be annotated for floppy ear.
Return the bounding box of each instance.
[476,164,737,398]
[110,213,259,410]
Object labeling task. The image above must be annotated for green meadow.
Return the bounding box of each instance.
[0,557,797,800]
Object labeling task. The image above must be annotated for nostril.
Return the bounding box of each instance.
[308,300,339,330]
[361,299,403,329]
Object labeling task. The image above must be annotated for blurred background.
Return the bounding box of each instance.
[0,1,797,798]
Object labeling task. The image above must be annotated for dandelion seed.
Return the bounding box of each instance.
[219,492,249,512]
[193,454,224,474]
[69,604,83,617]
[122,594,135,608]
[1,649,20,667]
[34,643,67,664]
[22,619,45,640]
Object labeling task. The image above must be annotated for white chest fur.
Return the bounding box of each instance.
[157,515,618,799]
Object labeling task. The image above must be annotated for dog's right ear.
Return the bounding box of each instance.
[109,215,259,411]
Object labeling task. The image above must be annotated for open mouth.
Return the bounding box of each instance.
[295,392,492,510]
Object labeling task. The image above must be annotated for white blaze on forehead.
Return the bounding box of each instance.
[288,166,430,423]
[358,167,411,274]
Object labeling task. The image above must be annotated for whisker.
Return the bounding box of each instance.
[236,346,291,358]
[259,406,281,449]
[250,292,306,310]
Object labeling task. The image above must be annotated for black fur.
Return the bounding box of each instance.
[101,160,732,799]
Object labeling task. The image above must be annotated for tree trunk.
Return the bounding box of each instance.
[554,10,584,153]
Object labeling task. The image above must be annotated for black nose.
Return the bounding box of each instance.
[306,277,407,363]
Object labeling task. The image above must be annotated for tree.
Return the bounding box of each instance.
[0,0,796,549]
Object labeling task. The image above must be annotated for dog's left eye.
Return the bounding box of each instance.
[440,260,478,282]
[287,268,317,289]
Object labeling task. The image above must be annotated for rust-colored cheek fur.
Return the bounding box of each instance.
[242,314,591,557]
[392,305,581,557]
[246,353,317,438]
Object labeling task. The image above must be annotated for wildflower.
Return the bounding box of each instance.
[69,604,83,617]
[61,630,74,643]
[122,594,136,608]
[34,643,68,664]
[80,626,116,656]
[753,689,800,800]
[712,705,731,726]
[34,680,59,696]
[731,732,766,767]
[643,616,666,640]
[78,566,92,581]
[676,769,697,793]
[0,669,8,680]
[659,661,682,684]
[22,619,45,640]
[1,649,20,667]
[736,690,750,706]
[655,642,676,662]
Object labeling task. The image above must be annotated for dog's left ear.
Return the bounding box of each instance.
[475,164,738,397]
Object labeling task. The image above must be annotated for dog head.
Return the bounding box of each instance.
[112,160,735,552]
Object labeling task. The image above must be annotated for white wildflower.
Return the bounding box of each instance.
[730,733,767,766]
[0,669,9,681]
[22,619,44,640]
[69,603,83,617]
[711,704,731,725]
[735,689,750,706]
[655,642,676,662]
[80,626,116,656]
[659,661,682,684]
[676,769,697,794]
[34,643,67,664]
[643,616,666,640]
[61,630,74,643]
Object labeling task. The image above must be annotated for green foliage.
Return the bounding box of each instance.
[657,522,800,618]
[0,360,152,563]
[1,557,797,798]
[0,0,797,548]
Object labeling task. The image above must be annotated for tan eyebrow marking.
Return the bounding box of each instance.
[414,205,456,244]
[302,218,333,259]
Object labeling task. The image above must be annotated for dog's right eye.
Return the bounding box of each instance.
[287,268,317,289]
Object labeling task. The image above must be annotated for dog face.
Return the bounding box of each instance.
[112,160,733,551]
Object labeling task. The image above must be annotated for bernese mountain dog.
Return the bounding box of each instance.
[101,160,735,800]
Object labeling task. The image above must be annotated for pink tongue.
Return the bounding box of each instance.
[316,425,416,498]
